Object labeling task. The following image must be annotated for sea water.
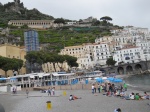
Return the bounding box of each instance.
[124,74,150,92]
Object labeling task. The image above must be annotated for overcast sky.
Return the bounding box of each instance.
[1,0,150,29]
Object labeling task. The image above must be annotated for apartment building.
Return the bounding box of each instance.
[113,46,141,65]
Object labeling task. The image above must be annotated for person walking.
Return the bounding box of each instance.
[94,84,96,93]
[98,84,100,93]
[48,87,51,96]
[26,89,29,98]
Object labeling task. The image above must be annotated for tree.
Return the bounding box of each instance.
[92,20,100,26]
[106,57,116,66]
[54,18,65,24]
[100,16,112,22]
[20,24,28,29]
[12,58,23,75]
[64,55,78,68]
[1,57,12,77]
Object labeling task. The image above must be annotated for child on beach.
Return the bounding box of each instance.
[69,95,81,101]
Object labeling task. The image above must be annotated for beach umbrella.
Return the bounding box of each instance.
[113,78,123,83]
[107,77,115,82]
[96,78,104,83]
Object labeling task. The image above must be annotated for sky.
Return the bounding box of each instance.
[1,0,150,29]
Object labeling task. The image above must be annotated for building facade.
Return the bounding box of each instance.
[24,30,40,52]
[0,44,26,76]
[8,20,63,29]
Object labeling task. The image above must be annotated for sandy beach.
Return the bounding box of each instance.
[0,89,150,112]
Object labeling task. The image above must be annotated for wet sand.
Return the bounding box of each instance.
[0,89,150,112]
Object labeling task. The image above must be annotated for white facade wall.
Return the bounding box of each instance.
[113,47,141,65]
[136,40,150,61]
[93,43,111,65]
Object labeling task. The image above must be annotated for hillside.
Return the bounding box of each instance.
[0,0,54,28]
[9,27,112,52]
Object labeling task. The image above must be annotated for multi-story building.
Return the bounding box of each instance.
[0,44,26,76]
[93,42,111,66]
[24,30,40,52]
[8,20,63,29]
[135,39,150,61]
[113,46,141,65]
[60,42,111,69]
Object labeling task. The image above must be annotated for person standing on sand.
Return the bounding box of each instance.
[92,84,94,94]
[98,84,100,93]
[26,89,29,98]
[123,83,127,91]
[48,87,51,96]
[94,84,96,93]
[52,87,55,95]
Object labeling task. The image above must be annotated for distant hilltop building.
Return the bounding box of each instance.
[8,20,63,29]
[24,30,40,52]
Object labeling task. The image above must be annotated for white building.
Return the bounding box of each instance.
[60,43,111,70]
[93,43,111,65]
[113,46,141,65]
[136,39,150,61]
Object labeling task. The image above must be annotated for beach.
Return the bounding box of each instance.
[0,89,150,112]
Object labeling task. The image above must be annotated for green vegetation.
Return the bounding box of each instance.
[106,57,116,66]
[25,51,78,72]
[0,56,23,77]
[9,27,112,52]
[0,1,54,28]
